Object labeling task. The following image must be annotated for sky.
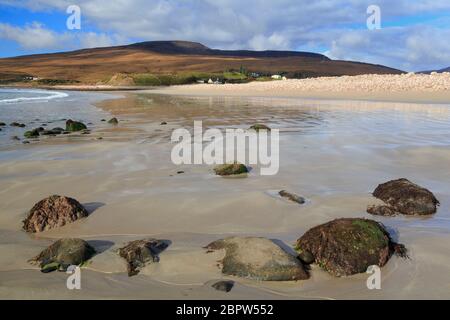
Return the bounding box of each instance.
[0,0,450,72]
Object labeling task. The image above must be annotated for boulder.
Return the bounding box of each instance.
[367,178,439,216]
[108,117,119,125]
[29,238,96,272]
[249,124,271,131]
[212,280,234,292]
[206,237,309,281]
[295,218,407,277]
[66,119,87,132]
[23,195,89,233]
[118,239,168,276]
[214,163,248,176]
[279,190,306,204]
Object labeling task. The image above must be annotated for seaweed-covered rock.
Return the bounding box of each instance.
[108,117,119,125]
[66,119,87,132]
[212,280,234,292]
[214,163,248,176]
[279,190,306,204]
[249,124,271,131]
[23,195,89,233]
[295,218,406,277]
[206,237,309,281]
[29,238,96,272]
[368,178,439,216]
[118,239,168,276]
[24,129,40,139]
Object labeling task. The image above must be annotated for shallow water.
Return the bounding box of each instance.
[0,88,113,147]
[1,92,449,299]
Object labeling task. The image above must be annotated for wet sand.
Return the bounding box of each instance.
[1,92,450,299]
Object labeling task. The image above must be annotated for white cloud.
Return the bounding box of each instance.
[0,22,62,49]
[0,0,449,70]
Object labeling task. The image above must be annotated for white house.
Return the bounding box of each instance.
[271,75,282,80]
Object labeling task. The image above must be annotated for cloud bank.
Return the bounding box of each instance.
[0,0,449,71]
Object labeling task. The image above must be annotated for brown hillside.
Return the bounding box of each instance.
[0,41,402,84]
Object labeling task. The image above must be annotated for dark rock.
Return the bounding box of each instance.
[118,239,168,276]
[368,178,439,216]
[206,237,309,281]
[29,238,96,272]
[101,119,106,122]
[160,121,167,125]
[249,124,271,131]
[108,117,119,125]
[22,141,30,144]
[10,122,26,127]
[214,163,248,176]
[177,171,185,174]
[0,122,6,126]
[23,195,89,233]
[295,218,406,277]
[24,129,40,139]
[11,136,20,141]
[66,119,87,132]
[279,190,306,204]
[212,280,234,292]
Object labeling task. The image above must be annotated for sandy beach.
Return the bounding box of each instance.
[149,73,450,103]
[1,76,450,300]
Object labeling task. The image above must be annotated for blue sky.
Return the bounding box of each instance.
[1,0,450,71]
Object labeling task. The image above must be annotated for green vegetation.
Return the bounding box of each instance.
[132,72,220,86]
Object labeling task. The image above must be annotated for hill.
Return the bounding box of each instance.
[420,66,450,74]
[0,40,403,85]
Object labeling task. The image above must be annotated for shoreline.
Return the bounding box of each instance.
[3,73,450,104]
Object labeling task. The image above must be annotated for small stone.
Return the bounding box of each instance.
[249,124,271,131]
[279,190,306,204]
[212,280,234,292]
[214,163,248,176]
[160,121,168,125]
[108,118,119,125]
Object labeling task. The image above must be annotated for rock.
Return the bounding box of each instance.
[279,190,306,204]
[160,121,167,125]
[177,171,185,174]
[11,136,20,141]
[249,124,271,131]
[214,163,248,176]
[29,238,96,272]
[118,239,168,276]
[22,141,30,144]
[0,122,6,126]
[295,218,406,277]
[108,117,119,125]
[66,119,87,132]
[10,122,26,127]
[212,280,234,292]
[206,237,309,281]
[41,127,64,135]
[367,178,439,216]
[24,129,40,139]
[101,119,106,122]
[23,195,89,233]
